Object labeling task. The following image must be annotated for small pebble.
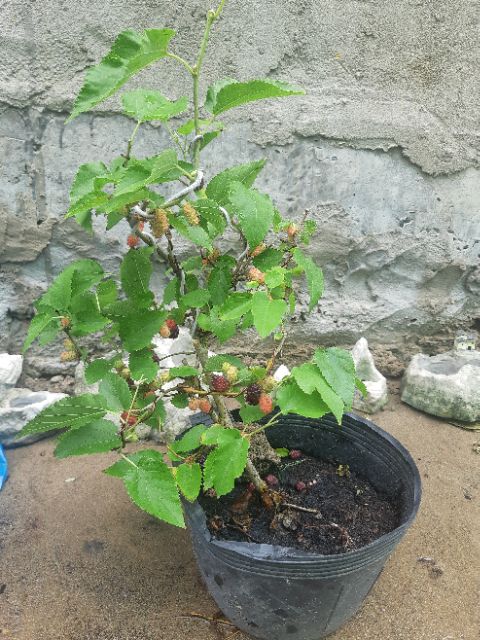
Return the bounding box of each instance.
[65,477,76,483]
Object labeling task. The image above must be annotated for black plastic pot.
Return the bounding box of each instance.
[184,412,421,640]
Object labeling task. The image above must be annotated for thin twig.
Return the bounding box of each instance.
[281,502,321,515]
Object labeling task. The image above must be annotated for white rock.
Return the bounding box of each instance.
[0,388,67,446]
[0,353,23,397]
[273,364,290,382]
[401,350,480,422]
[352,338,388,413]
[153,327,197,369]
[151,400,197,444]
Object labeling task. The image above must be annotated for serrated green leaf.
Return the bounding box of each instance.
[208,256,234,306]
[54,419,121,458]
[120,246,154,304]
[292,248,324,311]
[171,424,209,454]
[129,349,158,383]
[18,394,107,437]
[168,366,200,379]
[205,78,304,116]
[264,266,286,289]
[99,372,132,412]
[275,447,289,458]
[118,309,166,351]
[314,348,356,409]
[144,398,166,430]
[206,160,266,208]
[171,392,189,409]
[170,216,212,249]
[84,358,113,384]
[195,199,227,238]
[229,183,274,250]
[23,312,58,352]
[201,425,231,446]
[175,463,202,502]
[68,29,176,121]
[96,279,117,308]
[252,248,283,271]
[146,149,183,184]
[219,293,252,320]
[356,377,368,398]
[292,363,344,424]
[251,291,287,338]
[107,450,184,527]
[276,380,329,419]
[122,89,187,122]
[163,276,179,305]
[181,288,210,308]
[204,354,244,372]
[203,431,249,496]
[239,404,264,424]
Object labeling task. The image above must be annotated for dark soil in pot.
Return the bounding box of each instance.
[198,453,400,555]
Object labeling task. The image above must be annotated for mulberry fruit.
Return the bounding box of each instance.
[247,267,265,284]
[127,234,139,248]
[183,202,200,225]
[245,383,262,405]
[166,318,179,339]
[211,374,230,393]
[258,394,273,415]
[151,208,170,237]
[198,399,212,413]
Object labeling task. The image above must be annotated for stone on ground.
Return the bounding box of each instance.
[0,354,23,397]
[401,350,480,422]
[352,338,388,413]
[0,388,67,447]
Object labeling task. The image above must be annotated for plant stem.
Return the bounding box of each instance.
[166,52,194,74]
[125,120,141,162]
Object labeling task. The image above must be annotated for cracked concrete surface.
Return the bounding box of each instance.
[0,0,479,375]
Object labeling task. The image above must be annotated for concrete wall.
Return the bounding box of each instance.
[1,0,479,376]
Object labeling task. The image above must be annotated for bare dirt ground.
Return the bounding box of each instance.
[1,394,479,640]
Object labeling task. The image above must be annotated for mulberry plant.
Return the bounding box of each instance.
[19,1,365,528]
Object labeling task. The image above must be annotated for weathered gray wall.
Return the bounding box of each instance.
[1,0,479,376]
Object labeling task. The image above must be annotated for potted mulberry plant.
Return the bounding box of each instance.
[20,3,420,638]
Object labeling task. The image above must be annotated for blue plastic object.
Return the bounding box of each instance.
[0,444,8,490]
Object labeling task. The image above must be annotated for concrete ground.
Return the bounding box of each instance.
[1,394,479,640]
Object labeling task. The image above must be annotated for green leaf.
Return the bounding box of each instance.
[276,380,329,419]
[129,349,158,383]
[356,377,368,397]
[103,187,153,214]
[96,279,117,308]
[23,312,58,352]
[107,450,184,527]
[54,419,121,458]
[18,394,107,437]
[144,399,166,430]
[171,424,209,454]
[239,404,265,424]
[168,366,200,379]
[207,255,235,306]
[264,266,286,289]
[68,29,176,120]
[251,291,287,338]
[204,354,244,372]
[291,363,344,424]
[122,89,187,122]
[163,277,179,305]
[203,430,249,497]
[292,248,324,311]
[171,392,189,409]
[84,358,113,384]
[195,199,227,238]
[146,150,183,184]
[205,78,304,116]
[99,373,132,412]
[118,309,166,351]
[170,216,212,249]
[219,293,252,320]
[181,288,210,308]
[175,463,202,502]
[69,162,109,203]
[275,447,289,458]
[120,246,154,305]
[229,183,274,249]
[206,160,266,208]
[252,248,283,271]
[314,348,356,409]
[201,424,231,446]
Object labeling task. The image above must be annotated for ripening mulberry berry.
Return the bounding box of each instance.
[289,449,302,460]
[247,267,265,284]
[287,223,298,240]
[60,350,77,362]
[60,316,71,329]
[211,374,230,393]
[127,234,139,248]
[121,411,137,426]
[222,362,238,384]
[151,208,170,237]
[258,394,273,415]
[261,375,277,393]
[183,202,200,225]
[265,474,279,487]
[166,318,179,339]
[159,323,171,338]
[137,221,145,232]
[63,338,75,350]
[295,481,306,492]
[245,383,262,405]
[188,398,200,411]
[251,243,266,257]
[198,398,212,413]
